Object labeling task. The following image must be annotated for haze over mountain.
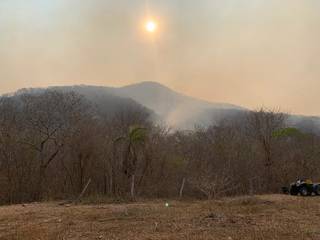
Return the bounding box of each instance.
[1,1,320,116]
[115,82,245,128]
[11,81,244,129]
[5,81,320,132]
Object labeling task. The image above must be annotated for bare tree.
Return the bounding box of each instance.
[20,91,89,200]
[247,108,287,191]
[189,169,233,199]
[0,90,319,205]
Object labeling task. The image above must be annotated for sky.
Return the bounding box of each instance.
[0,0,320,115]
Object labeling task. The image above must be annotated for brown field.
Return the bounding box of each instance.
[0,195,320,240]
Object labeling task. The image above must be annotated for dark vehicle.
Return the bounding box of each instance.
[283,179,320,196]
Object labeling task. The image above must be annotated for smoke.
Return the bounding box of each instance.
[0,0,320,115]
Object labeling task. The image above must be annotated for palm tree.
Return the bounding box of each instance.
[116,126,147,199]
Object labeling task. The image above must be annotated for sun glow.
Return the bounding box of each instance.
[145,20,157,33]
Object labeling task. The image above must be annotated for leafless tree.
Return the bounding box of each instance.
[0,91,319,204]
[19,91,90,200]
[247,108,287,191]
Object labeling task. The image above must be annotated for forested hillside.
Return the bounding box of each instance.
[0,89,320,204]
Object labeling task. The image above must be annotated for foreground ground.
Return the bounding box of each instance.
[0,195,320,240]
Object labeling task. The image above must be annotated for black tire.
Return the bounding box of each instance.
[290,187,298,196]
[299,187,310,196]
[314,185,320,195]
[282,187,289,194]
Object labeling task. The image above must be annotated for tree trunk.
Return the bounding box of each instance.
[249,179,253,196]
[35,165,46,201]
[109,173,113,195]
[264,148,273,192]
[179,177,186,199]
[111,164,117,196]
[75,178,92,203]
[103,173,108,195]
[130,174,135,200]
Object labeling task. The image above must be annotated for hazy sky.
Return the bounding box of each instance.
[1,0,320,115]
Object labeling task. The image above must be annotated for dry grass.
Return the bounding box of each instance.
[1,195,320,240]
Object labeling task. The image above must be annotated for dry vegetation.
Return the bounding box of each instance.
[1,90,320,204]
[1,194,320,240]
[1,90,320,240]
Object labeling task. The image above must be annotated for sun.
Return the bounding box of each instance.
[145,20,157,33]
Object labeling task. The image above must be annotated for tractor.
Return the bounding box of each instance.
[283,179,320,196]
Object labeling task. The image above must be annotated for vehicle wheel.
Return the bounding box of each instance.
[300,187,310,196]
[314,185,320,195]
[282,187,289,194]
[290,187,298,196]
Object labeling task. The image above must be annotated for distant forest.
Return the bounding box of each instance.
[0,90,319,204]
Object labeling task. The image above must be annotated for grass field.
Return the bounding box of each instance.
[0,195,320,240]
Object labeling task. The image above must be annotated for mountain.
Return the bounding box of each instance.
[115,82,245,128]
[288,115,320,135]
[9,85,154,123]
[43,82,244,129]
[6,81,320,131]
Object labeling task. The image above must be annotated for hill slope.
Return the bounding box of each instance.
[116,82,244,128]
[44,82,244,129]
[5,82,320,131]
[11,82,245,129]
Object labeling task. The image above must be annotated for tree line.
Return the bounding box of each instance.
[0,90,319,204]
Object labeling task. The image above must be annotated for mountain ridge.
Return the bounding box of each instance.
[7,81,245,129]
[3,81,320,131]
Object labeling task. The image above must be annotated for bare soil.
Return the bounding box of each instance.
[0,195,320,240]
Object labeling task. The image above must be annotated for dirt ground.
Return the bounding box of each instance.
[0,194,320,240]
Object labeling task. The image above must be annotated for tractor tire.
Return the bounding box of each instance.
[299,187,310,196]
